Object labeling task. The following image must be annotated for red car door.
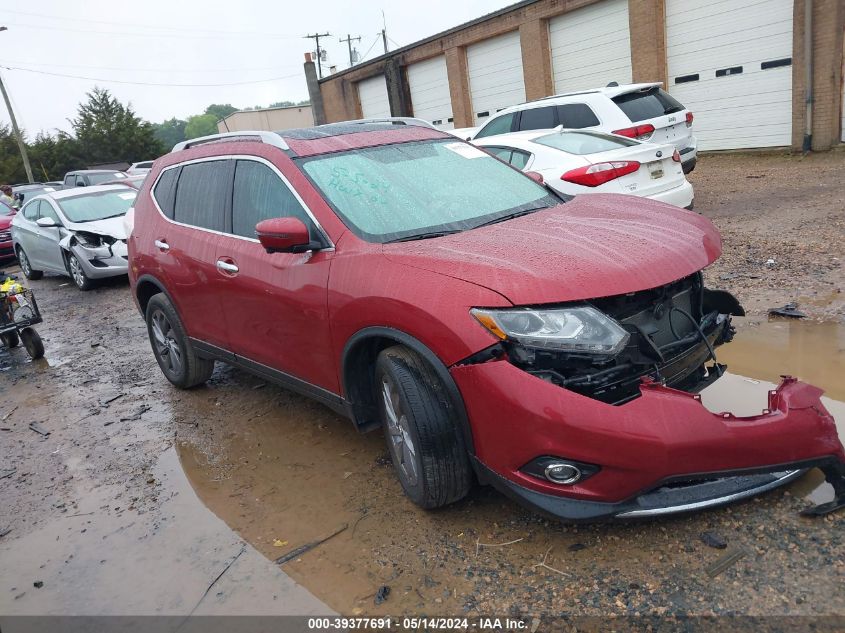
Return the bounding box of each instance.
[213,157,338,393]
[153,159,233,350]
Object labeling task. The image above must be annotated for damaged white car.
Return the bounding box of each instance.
[11,185,135,290]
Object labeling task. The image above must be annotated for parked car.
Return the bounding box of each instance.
[127,126,843,522]
[0,199,16,261]
[12,185,135,290]
[449,126,480,141]
[474,128,694,209]
[62,170,128,188]
[102,174,147,190]
[12,183,60,207]
[471,83,698,174]
[127,161,155,175]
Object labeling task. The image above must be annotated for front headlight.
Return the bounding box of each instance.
[471,306,629,355]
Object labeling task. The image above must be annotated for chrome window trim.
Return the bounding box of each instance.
[149,154,334,250]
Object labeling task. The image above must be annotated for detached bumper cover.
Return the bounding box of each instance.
[451,362,844,521]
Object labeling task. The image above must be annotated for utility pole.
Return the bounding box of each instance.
[381,10,389,54]
[304,32,331,79]
[339,34,361,67]
[0,27,34,183]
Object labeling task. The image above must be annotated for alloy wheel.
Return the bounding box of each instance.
[19,250,31,276]
[381,375,419,487]
[69,255,85,288]
[150,309,183,376]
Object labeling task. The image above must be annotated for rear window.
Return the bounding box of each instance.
[612,88,684,123]
[174,161,230,231]
[88,172,126,185]
[534,131,638,155]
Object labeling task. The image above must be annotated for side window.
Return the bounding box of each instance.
[63,175,74,187]
[483,146,514,162]
[232,161,309,239]
[39,202,61,224]
[153,168,179,219]
[75,175,87,187]
[509,150,531,170]
[557,104,600,128]
[173,161,231,232]
[518,106,557,131]
[22,200,40,220]
[474,112,515,139]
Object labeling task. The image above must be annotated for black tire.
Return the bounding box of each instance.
[375,345,472,509]
[1,330,20,348]
[145,293,214,389]
[17,247,43,280]
[19,328,44,360]
[67,253,94,291]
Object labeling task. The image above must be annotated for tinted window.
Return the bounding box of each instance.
[232,161,309,238]
[518,106,557,131]
[88,172,126,185]
[64,175,75,187]
[534,131,637,155]
[612,88,684,122]
[475,113,515,139]
[22,200,40,220]
[509,150,531,170]
[173,161,230,231]
[153,168,179,218]
[484,146,514,162]
[557,103,600,128]
[301,140,556,243]
[75,176,87,187]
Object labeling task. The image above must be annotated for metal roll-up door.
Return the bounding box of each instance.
[408,55,453,130]
[357,75,391,119]
[467,31,526,126]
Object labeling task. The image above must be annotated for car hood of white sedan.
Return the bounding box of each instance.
[63,215,128,240]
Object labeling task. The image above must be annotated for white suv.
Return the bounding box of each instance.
[471,83,697,174]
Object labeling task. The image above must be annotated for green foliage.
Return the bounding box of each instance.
[152,118,187,149]
[184,113,219,139]
[204,103,237,120]
[0,124,27,184]
[71,87,165,165]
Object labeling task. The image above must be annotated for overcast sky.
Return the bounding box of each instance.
[0,0,514,137]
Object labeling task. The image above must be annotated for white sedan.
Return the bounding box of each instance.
[473,129,694,209]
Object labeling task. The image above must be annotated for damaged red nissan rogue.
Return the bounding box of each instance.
[127,122,845,521]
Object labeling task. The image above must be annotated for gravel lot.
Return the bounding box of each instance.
[0,151,843,621]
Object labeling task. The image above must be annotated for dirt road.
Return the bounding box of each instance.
[0,152,843,618]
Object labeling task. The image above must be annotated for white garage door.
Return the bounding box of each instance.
[550,0,632,94]
[408,55,453,130]
[357,75,391,119]
[467,31,525,126]
[666,0,794,150]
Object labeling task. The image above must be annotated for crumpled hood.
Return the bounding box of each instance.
[383,194,721,305]
[64,215,127,240]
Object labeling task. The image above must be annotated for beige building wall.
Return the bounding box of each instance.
[217,105,314,133]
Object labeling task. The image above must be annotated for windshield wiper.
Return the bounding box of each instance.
[663,105,684,115]
[472,205,549,229]
[388,230,462,243]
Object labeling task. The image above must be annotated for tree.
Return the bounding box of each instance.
[152,118,187,149]
[204,104,238,120]
[29,132,83,182]
[0,124,27,184]
[184,114,218,139]
[71,87,165,164]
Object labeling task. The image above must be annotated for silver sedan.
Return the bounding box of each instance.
[11,185,135,290]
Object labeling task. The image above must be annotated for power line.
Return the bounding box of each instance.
[358,35,382,63]
[0,65,304,87]
[304,32,331,79]
[1,20,299,41]
[0,59,302,74]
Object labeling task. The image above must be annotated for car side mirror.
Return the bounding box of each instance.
[36,217,57,228]
[256,217,319,254]
[525,171,545,185]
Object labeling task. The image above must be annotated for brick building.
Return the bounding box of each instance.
[308,0,844,152]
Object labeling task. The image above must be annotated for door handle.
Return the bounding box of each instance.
[154,239,170,251]
[216,259,239,274]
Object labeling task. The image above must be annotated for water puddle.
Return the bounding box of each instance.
[174,319,845,614]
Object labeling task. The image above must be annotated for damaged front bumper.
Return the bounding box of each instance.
[451,361,845,521]
[60,234,129,279]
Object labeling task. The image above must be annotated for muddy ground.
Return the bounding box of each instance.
[1,151,843,618]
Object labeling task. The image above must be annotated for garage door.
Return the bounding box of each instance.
[666,0,794,150]
[357,75,391,119]
[467,31,525,126]
[408,55,453,130]
[550,0,632,94]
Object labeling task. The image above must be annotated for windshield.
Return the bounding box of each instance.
[300,140,558,242]
[534,131,638,155]
[612,88,685,122]
[88,172,127,185]
[57,190,137,223]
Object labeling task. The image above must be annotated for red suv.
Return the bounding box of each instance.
[128,124,844,521]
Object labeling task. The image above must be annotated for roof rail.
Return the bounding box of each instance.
[172,130,289,152]
[338,116,437,129]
